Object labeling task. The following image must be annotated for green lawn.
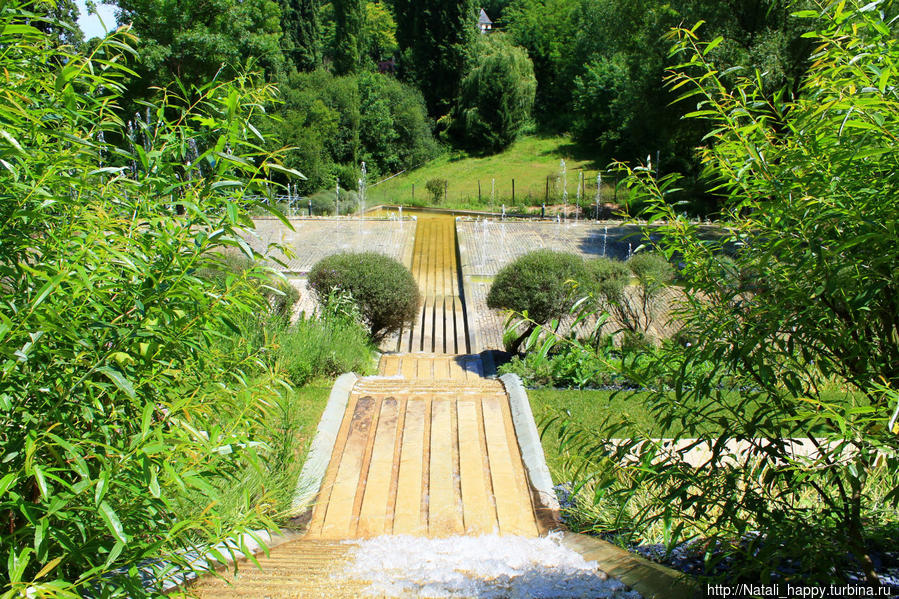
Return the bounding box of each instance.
[290,381,334,451]
[528,389,668,477]
[528,387,863,480]
[367,134,621,210]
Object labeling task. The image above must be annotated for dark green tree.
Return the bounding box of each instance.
[114,0,286,96]
[280,0,321,71]
[449,34,535,152]
[395,0,477,117]
[333,0,365,73]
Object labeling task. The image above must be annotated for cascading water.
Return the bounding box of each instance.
[338,533,643,599]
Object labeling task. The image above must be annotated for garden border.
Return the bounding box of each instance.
[292,372,359,512]
[500,373,561,528]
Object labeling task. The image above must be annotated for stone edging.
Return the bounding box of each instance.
[499,373,561,528]
[560,532,701,599]
[292,372,359,512]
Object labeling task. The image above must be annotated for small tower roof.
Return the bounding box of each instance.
[478,8,492,25]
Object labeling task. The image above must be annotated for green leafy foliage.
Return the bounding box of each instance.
[363,1,398,62]
[0,8,306,594]
[505,0,815,211]
[487,250,590,352]
[116,0,288,95]
[514,3,899,584]
[198,254,300,317]
[333,0,365,74]
[239,291,375,386]
[395,0,478,117]
[308,252,420,341]
[425,178,447,203]
[268,68,438,194]
[279,0,322,71]
[448,34,536,152]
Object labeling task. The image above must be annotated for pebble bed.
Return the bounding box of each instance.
[554,484,899,592]
[339,532,643,598]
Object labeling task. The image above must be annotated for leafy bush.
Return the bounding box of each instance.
[425,177,447,204]
[270,69,439,194]
[522,5,899,585]
[308,252,420,341]
[0,9,305,596]
[588,253,675,336]
[249,291,374,386]
[585,256,630,299]
[308,188,360,215]
[199,254,300,317]
[487,250,590,352]
[498,343,626,389]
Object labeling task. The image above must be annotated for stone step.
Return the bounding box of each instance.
[376,352,496,380]
[353,380,504,396]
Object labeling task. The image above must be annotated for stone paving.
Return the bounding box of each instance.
[457,220,661,352]
[243,217,415,274]
[457,220,650,278]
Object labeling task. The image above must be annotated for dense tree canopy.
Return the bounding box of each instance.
[114,0,286,93]
[279,0,321,71]
[34,0,83,46]
[268,69,438,193]
[505,0,813,199]
[395,0,477,117]
[333,0,365,73]
[448,34,536,152]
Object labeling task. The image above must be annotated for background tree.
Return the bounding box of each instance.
[114,0,287,96]
[333,0,365,74]
[448,34,536,152]
[265,69,437,192]
[394,0,477,117]
[33,0,83,46]
[279,0,321,71]
[363,1,397,61]
[504,0,814,213]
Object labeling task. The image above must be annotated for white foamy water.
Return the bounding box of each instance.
[338,532,643,598]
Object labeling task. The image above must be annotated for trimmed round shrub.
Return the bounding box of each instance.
[586,257,630,299]
[487,250,590,351]
[626,252,675,290]
[308,252,420,341]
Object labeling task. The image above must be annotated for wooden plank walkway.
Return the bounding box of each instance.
[396,215,469,354]
[304,354,541,540]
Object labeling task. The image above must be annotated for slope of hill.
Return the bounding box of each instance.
[367,135,621,211]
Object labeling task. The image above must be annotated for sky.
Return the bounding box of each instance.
[75,0,118,39]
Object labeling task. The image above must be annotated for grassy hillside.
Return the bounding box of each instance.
[367,135,623,211]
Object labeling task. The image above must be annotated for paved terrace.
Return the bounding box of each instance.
[457,220,671,351]
[244,218,415,274]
